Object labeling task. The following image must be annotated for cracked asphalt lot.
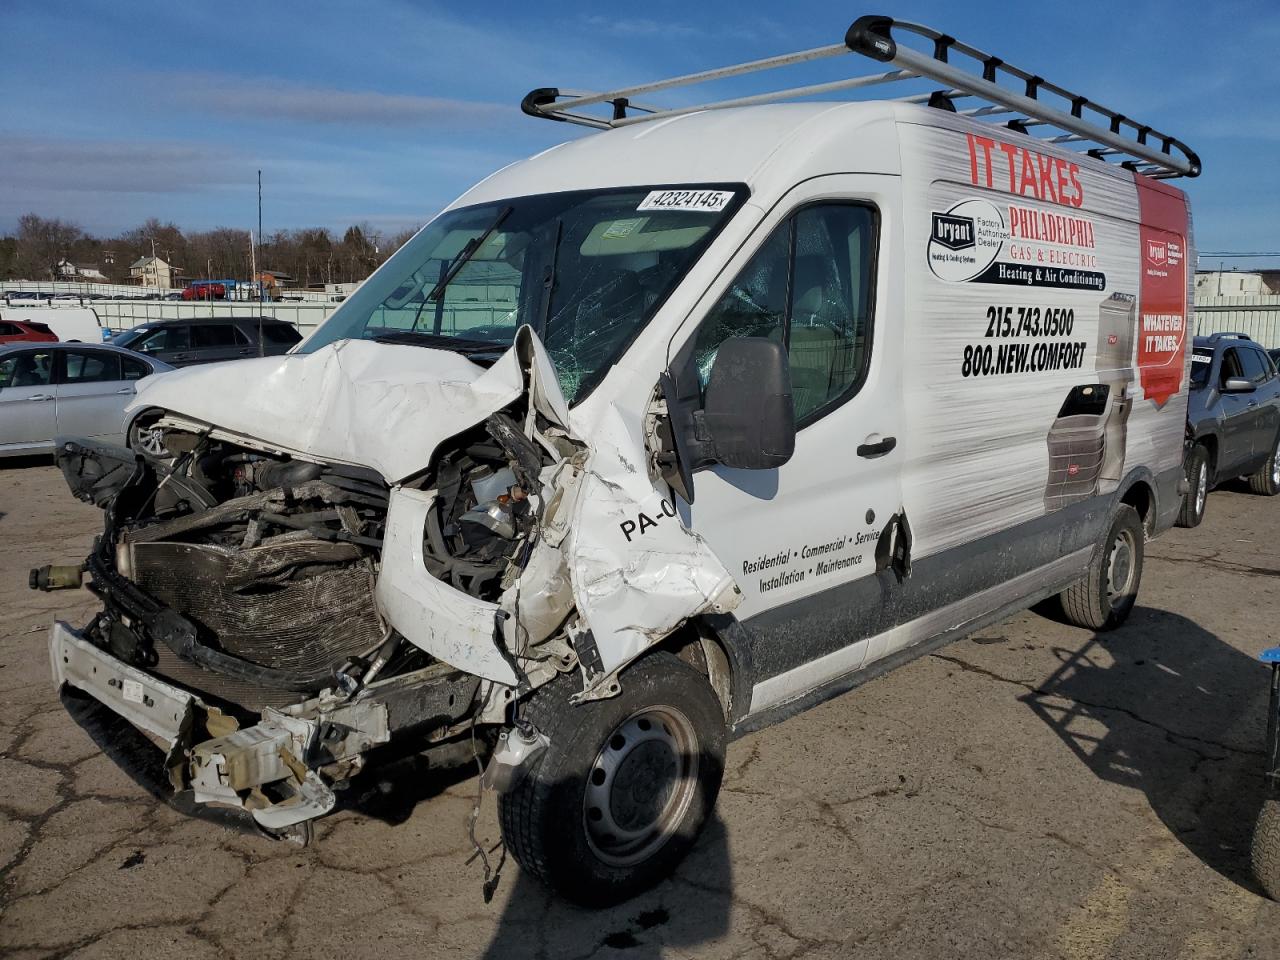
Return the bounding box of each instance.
[3,458,1280,959]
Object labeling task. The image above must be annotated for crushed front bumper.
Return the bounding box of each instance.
[49,621,479,831]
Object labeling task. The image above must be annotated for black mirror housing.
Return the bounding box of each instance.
[701,337,796,470]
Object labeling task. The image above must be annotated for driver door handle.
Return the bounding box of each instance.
[27,394,54,402]
[857,436,897,458]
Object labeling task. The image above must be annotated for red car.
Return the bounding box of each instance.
[0,319,58,343]
[181,283,226,301]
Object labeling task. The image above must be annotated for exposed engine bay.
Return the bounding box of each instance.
[57,402,581,712]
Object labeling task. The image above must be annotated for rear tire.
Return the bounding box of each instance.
[1177,445,1209,528]
[1248,432,1280,496]
[1060,504,1144,631]
[498,652,725,906]
[1252,798,1280,900]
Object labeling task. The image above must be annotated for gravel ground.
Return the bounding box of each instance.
[2,457,1279,960]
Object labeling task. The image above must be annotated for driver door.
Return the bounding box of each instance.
[667,175,904,711]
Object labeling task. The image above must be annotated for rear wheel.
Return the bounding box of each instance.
[1060,504,1144,631]
[498,652,725,906]
[1248,432,1280,496]
[1177,445,1209,528]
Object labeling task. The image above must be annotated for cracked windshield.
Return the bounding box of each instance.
[302,186,746,401]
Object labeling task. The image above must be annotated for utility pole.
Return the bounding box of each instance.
[258,170,264,307]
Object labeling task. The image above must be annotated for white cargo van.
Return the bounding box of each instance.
[0,307,112,343]
[39,17,1197,905]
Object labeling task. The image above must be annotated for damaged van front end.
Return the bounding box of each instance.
[42,327,740,850]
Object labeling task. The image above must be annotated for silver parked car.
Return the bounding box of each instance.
[0,343,173,457]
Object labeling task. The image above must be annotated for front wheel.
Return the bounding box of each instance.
[1059,504,1144,631]
[128,414,170,460]
[498,652,726,906]
[1248,432,1280,496]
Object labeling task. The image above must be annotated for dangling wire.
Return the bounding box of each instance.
[466,684,507,902]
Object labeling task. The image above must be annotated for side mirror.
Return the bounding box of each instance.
[1223,376,1256,393]
[700,337,796,470]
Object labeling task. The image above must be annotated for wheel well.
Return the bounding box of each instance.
[653,623,734,723]
[1121,480,1154,536]
[1197,434,1218,474]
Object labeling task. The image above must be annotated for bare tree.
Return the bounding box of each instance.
[15,213,83,280]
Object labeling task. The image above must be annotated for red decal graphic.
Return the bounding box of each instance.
[965,135,1084,209]
[1135,178,1189,407]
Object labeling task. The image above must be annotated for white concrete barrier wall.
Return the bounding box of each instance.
[1,279,182,298]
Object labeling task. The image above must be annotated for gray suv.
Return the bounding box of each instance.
[1179,332,1280,526]
[111,317,302,367]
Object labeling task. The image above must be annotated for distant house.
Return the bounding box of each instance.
[256,270,296,300]
[130,256,177,289]
[56,258,108,282]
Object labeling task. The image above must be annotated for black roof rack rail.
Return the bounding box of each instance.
[522,14,1200,180]
[1206,332,1253,342]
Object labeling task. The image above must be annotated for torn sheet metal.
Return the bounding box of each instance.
[376,486,519,686]
[557,388,742,681]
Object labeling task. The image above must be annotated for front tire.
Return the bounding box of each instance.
[498,652,726,906]
[1059,504,1144,631]
[1248,432,1280,496]
[1177,444,1209,527]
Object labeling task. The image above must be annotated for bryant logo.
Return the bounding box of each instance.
[1067,464,1080,476]
[1146,240,1168,266]
[931,213,975,251]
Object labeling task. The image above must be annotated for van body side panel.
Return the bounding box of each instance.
[895,116,1170,562]
[743,116,1191,717]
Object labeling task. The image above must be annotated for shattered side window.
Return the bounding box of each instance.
[687,202,877,425]
[690,223,790,387]
[788,205,875,422]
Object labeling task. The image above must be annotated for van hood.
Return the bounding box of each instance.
[130,337,552,482]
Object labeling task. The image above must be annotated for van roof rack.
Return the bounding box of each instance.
[522,14,1200,180]
[1206,331,1252,342]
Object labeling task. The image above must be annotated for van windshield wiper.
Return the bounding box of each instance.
[372,330,509,362]
[426,206,513,303]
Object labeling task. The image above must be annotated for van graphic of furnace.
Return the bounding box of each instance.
[1044,293,1137,512]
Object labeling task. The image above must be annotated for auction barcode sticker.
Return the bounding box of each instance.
[638,189,734,213]
[1191,353,1212,363]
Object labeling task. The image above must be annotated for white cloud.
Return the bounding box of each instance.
[163,74,510,128]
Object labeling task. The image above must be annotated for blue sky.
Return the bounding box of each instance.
[2,0,1277,266]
